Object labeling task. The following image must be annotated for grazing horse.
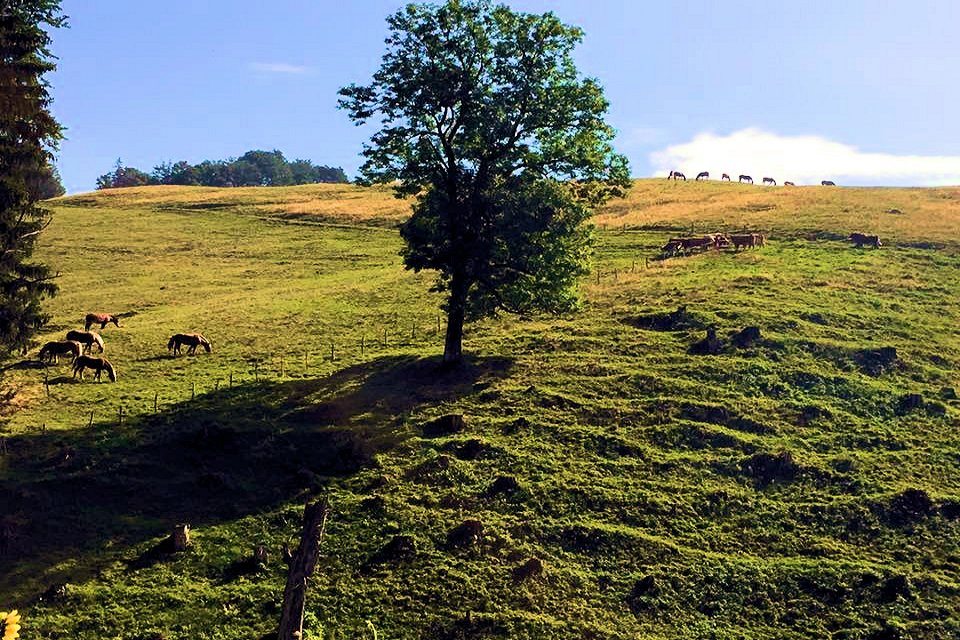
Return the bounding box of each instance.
[696,171,709,181]
[73,355,117,382]
[762,177,776,185]
[729,233,766,250]
[65,330,104,353]
[168,333,212,355]
[821,180,836,186]
[669,171,686,181]
[721,173,731,181]
[85,313,121,331]
[849,233,881,248]
[38,340,82,364]
[739,175,753,184]
[784,181,795,186]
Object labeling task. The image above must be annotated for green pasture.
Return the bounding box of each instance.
[2,182,959,639]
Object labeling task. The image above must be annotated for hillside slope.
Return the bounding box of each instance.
[2,181,959,639]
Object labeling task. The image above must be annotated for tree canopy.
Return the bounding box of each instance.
[0,0,64,353]
[95,150,349,189]
[339,0,629,363]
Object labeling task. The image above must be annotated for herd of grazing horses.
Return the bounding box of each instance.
[661,232,765,257]
[661,230,881,258]
[668,171,837,187]
[35,312,212,383]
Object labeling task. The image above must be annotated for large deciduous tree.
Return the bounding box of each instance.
[0,0,64,353]
[339,0,629,364]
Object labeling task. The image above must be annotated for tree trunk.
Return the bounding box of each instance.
[443,274,468,365]
[277,498,330,640]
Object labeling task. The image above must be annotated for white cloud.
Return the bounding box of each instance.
[649,128,960,186]
[249,62,311,75]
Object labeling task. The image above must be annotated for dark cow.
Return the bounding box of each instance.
[849,233,881,248]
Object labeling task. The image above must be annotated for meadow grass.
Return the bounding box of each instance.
[1,180,959,639]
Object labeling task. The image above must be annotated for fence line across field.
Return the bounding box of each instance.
[28,261,655,432]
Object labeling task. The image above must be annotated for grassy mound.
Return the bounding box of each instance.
[2,180,959,639]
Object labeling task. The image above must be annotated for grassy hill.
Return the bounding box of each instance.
[2,179,959,639]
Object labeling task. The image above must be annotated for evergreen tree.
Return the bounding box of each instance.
[0,0,65,353]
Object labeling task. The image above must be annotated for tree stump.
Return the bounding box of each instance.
[171,523,191,552]
[278,498,330,640]
[253,545,269,568]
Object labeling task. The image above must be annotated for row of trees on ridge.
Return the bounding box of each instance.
[95,150,348,189]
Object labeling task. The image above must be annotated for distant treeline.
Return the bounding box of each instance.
[95,150,349,189]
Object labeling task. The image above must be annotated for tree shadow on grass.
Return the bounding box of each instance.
[0,353,513,600]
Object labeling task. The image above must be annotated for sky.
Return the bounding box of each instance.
[49,0,960,193]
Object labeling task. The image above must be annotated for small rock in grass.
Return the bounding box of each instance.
[455,438,485,460]
[731,326,762,348]
[369,534,416,565]
[740,450,799,486]
[422,414,466,438]
[626,575,658,614]
[879,574,911,603]
[887,488,934,526]
[939,499,960,520]
[446,519,484,549]
[895,393,924,415]
[854,346,898,376]
[689,327,723,355]
[512,557,544,583]
[488,475,521,495]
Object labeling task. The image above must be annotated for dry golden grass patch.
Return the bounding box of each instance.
[56,179,960,243]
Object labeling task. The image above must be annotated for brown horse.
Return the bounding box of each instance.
[168,333,212,355]
[696,171,709,181]
[721,173,731,181]
[729,233,765,250]
[762,177,776,185]
[739,175,753,184]
[849,233,881,248]
[73,355,117,382]
[65,330,104,353]
[38,340,82,364]
[85,313,121,331]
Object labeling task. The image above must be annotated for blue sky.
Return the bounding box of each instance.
[51,0,960,192]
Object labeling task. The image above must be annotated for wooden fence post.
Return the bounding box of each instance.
[154,392,158,413]
[277,498,330,640]
[88,411,94,428]
[361,335,365,357]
